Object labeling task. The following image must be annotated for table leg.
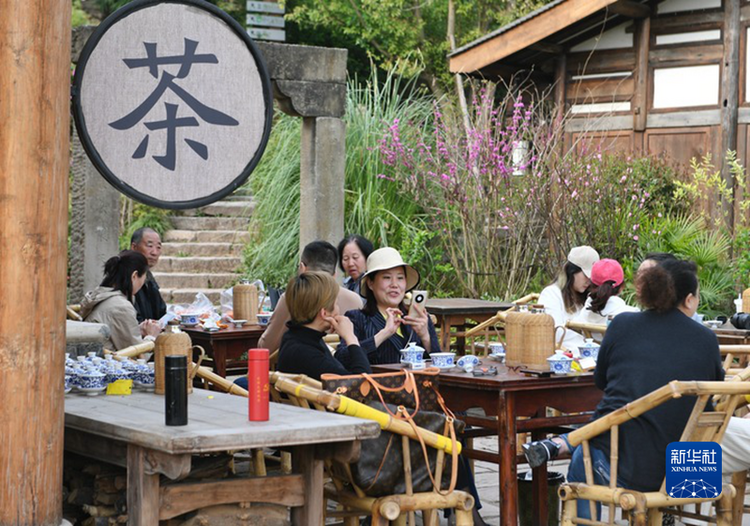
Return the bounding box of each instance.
[531,430,549,526]
[127,444,160,526]
[456,323,466,354]
[291,445,325,526]
[213,341,228,378]
[439,317,451,353]
[498,392,518,526]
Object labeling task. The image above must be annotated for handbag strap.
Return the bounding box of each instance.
[362,370,421,418]
[398,405,459,495]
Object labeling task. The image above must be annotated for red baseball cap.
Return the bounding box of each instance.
[591,259,624,287]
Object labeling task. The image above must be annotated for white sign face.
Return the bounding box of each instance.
[73,0,272,209]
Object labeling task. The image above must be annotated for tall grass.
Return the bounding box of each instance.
[242,65,435,288]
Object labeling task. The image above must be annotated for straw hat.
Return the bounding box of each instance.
[359,247,420,297]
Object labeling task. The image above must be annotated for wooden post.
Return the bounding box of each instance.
[0,1,70,525]
[554,54,567,125]
[632,15,650,155]
[721,0,741,232]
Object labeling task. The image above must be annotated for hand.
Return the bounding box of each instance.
[324,314,359,346]
[383,307,403,337]
[140,320,161,338]
[403,306,430,342]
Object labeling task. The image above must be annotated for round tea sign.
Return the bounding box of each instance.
[73,0,272,209]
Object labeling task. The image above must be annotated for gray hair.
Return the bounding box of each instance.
[130,227,158,246]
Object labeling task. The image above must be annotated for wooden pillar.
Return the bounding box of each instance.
[632,15,650,156]
[721,0,741,232]
[0,1,70,524]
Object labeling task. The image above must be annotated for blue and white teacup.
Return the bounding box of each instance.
[256,313,272,326]
[181,313,200,327]
[547,351,573,375]
[78,369,107,391]
[64,375,73,394]
[400,343,425,365]
[457,355,480,369]
[431,352,456,368]
[578,339,600,360]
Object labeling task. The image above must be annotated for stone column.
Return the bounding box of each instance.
[299,117,346,249]
[69,127,121,303]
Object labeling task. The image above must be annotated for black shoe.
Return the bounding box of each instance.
[522,439,560,468]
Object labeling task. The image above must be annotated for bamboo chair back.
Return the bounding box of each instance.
[559,380,750,526]
[720,344,750,373]
[464,292,540,356]
[271,375,474,526]
[564,320,607,343]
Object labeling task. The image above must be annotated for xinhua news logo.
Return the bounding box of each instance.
[665,442,722,499]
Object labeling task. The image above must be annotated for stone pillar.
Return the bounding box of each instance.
[69,127,121,303]
[299,117,346,249]
[0,2,70,523]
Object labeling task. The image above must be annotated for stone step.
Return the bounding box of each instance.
[183,200,255,218]
[163,230,252,243]
[153,272,238,289]
[157,256,241,273]
[161,288,223,305]
[162,242,244,257]
[223,194,255,202]
[169,216,251,231]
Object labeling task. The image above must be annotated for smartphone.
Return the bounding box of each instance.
[407,290,428,319]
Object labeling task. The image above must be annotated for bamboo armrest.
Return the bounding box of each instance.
[465,311,507,338]
[564,320,607,334]
[720,345,750,355]
[567,380,750,447]
[513,293,539,305]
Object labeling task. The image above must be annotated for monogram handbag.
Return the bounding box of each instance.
[321,368,443,413]
[321,369,462,497]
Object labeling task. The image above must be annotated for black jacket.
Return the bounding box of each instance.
[591,309,724,491]
[277,324,371,381]
[339,308,441,365]
[133,271,167,323]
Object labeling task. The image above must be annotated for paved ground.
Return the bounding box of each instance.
[466,437,750,526]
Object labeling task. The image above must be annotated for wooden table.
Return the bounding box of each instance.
[713,326,750,345]
[64,389,379,525]
[425,298,513,353]
[375,363,602,526]
[183,325,266,377]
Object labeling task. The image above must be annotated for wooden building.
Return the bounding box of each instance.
[448,0,748,223]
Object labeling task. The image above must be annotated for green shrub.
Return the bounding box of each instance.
[119,200,173,249]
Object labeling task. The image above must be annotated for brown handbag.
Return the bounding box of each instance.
[321,369,461,497]
[321,367,443,414]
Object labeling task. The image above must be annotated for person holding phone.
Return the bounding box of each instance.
[338,247,440,365]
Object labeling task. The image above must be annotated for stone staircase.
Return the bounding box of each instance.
[156,194,254,305]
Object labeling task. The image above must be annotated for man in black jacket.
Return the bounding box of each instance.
[130,227,167,323]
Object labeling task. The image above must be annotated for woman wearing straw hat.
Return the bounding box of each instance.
[340,247,440,365]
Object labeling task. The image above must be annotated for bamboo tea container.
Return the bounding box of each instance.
[504,311,555,371]
[234,280,259,324]
[742,288,750,314]
[155,320,193,395]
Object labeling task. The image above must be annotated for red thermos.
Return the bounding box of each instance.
[247,348,269,421]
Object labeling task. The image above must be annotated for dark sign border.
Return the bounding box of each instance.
[72,0,273,210]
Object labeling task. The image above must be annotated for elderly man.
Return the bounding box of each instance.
[130,227,167,323]
[258,240,362,353]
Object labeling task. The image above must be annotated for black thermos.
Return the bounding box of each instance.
[165,355,188,426]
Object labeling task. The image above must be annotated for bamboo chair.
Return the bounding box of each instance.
[564,320,608,343]
[558,380,750,526]
[67,304,83,321]
[720,345,750,373]
[272,375,475,526]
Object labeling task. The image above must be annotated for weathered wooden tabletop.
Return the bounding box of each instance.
[65,389,380,455]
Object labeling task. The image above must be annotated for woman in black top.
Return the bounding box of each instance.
[524,259,724,519]
[277,271,371,381]
[340,247,440,365]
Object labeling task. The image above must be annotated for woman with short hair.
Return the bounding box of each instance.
[81,251,162,350]
[277,271,371,380]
